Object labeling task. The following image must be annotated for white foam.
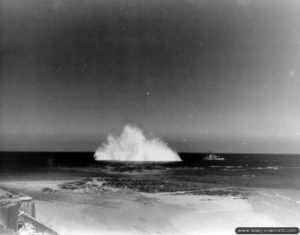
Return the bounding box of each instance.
[94,125,181,162]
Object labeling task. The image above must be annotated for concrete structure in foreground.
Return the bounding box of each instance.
[0,188,59,235]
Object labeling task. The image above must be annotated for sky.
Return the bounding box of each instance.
[0,0,300,153]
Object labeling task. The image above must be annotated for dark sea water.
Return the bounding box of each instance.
[1,151,300,169]
[0,151,300,190]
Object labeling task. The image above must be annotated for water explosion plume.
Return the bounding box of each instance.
[94,125,181,162]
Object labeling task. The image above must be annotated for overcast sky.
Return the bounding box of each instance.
[0,0,299,153]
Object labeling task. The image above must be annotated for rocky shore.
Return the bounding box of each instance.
[53,177,249,198]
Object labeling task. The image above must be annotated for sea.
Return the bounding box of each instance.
[1,152,300,189]
[1,151,300,168]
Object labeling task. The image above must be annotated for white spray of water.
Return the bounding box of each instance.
[94,125,181,162]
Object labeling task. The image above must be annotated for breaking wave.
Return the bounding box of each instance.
[94,125,181,162]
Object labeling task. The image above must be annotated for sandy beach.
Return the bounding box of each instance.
[1,167,299,235]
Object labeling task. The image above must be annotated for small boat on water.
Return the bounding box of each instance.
[204,154,225,161]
